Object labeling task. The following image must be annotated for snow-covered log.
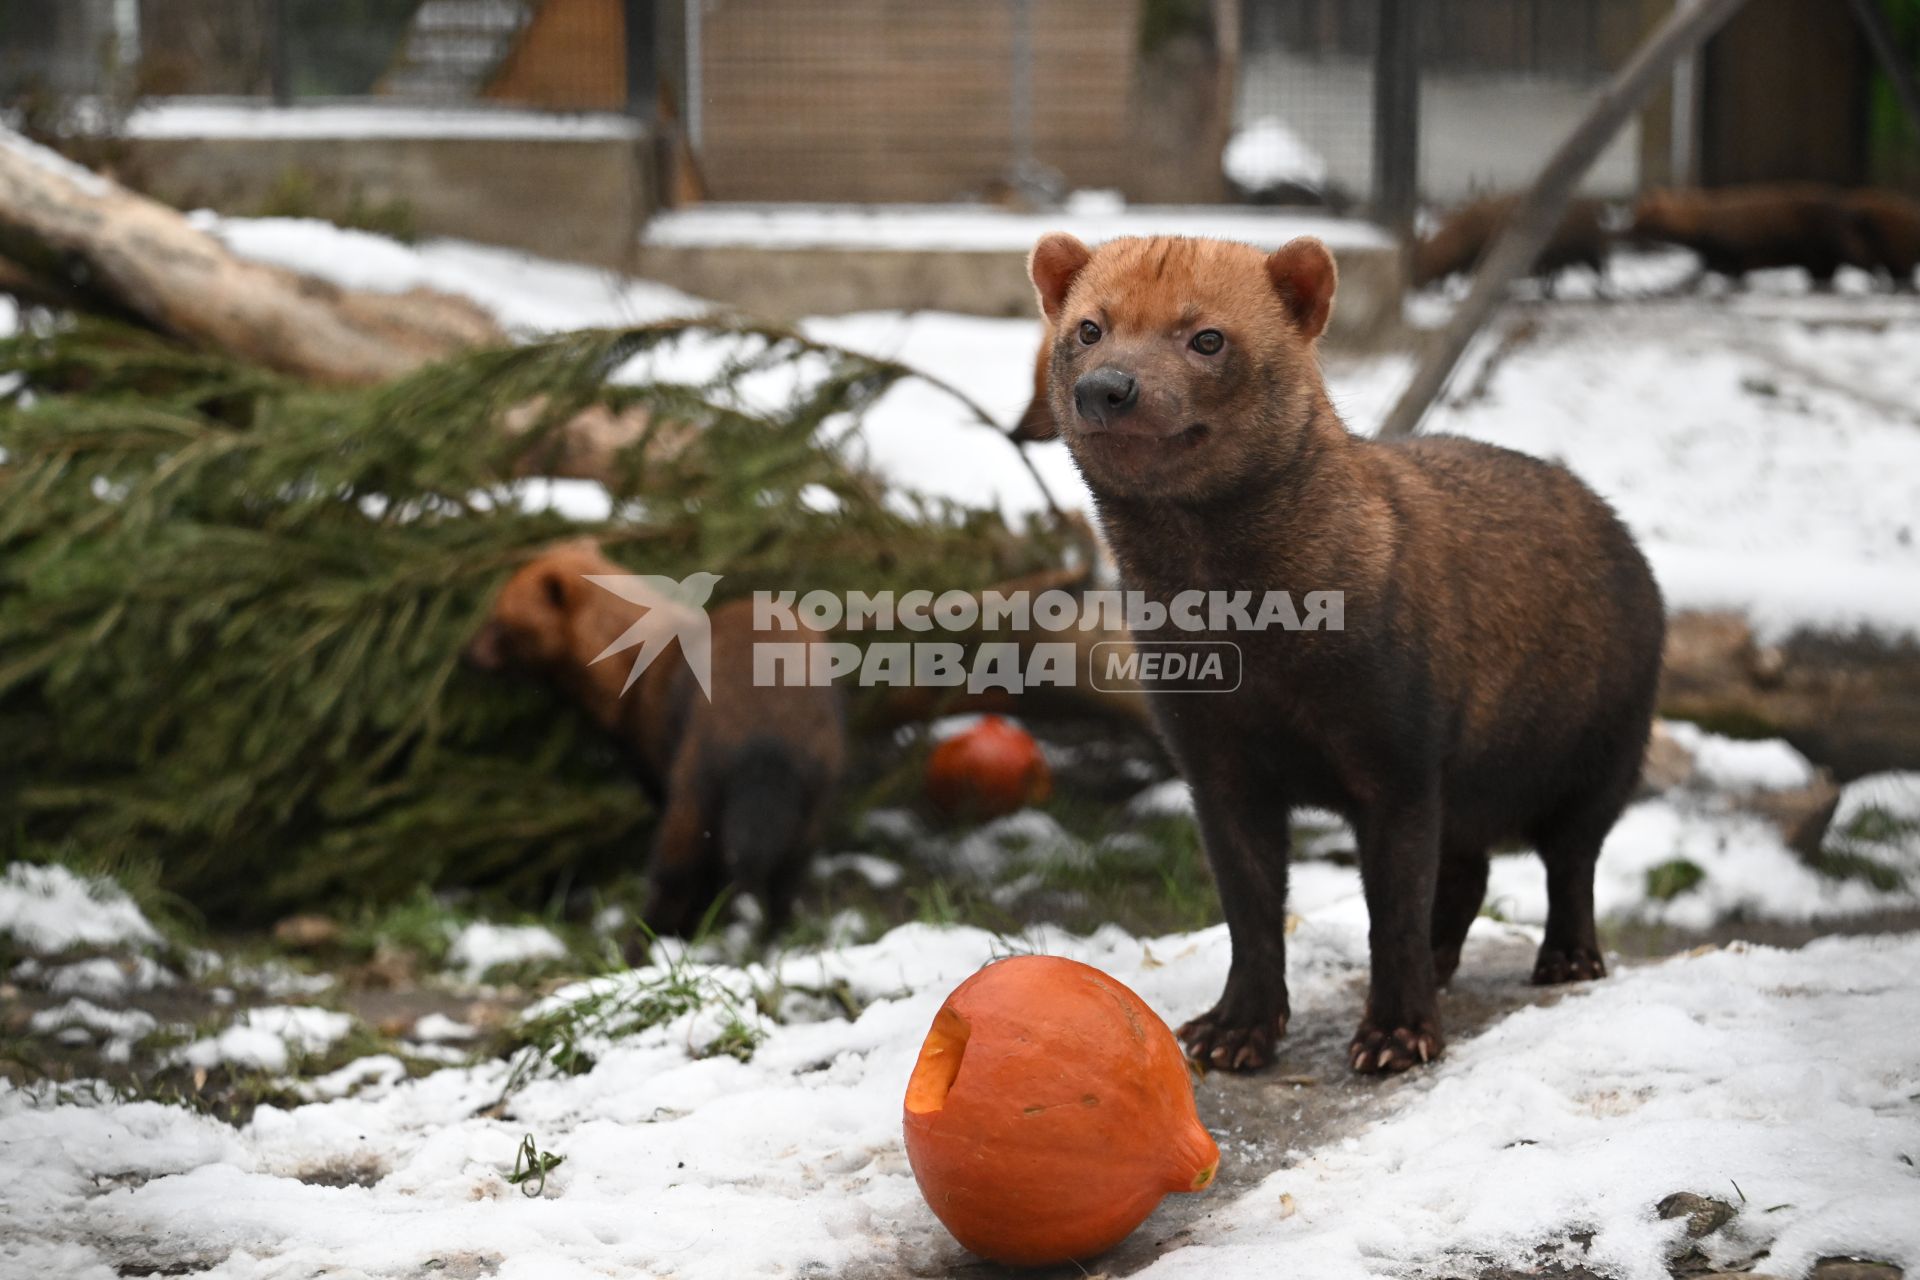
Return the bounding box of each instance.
[0,125,503,384]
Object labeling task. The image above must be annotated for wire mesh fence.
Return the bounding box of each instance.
[0,0,621,106]
[7,0,1904,210]
[1237,0,1644,208]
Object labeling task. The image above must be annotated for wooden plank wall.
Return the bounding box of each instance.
[486,0,627,110]
[1700,0,1870,188]
[1246,0,1640,75]
[696,0,1141,202]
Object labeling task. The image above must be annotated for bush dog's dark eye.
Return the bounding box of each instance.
[1078,320,1102,345]
[1190,329,1225,355]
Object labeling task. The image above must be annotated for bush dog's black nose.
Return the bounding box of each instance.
[1074,367,1139,426]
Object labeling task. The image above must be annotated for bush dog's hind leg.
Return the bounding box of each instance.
[1530,742,1637,984]
[640,784,723,942]
[1349,782,1445,1073]
[1175,754,1294,1072]
[1431,843,1490,986]
[1531,811,1612,984]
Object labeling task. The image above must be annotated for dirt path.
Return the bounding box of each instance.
[925,911,1920,1280]
[887,933,1554,1280]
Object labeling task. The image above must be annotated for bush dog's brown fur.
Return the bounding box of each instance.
[1028,233,1662,1075]
[1631,185,1873,287]
[466,540,845,943]
[1413,194,1612,290]
[1011,331,1059,442]
[1843,190,1920,290]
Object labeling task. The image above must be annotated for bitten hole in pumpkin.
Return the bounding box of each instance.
[905,1006,971,1114]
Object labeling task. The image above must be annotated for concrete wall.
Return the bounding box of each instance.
[123,128,656,270]
[633,242,1405,348]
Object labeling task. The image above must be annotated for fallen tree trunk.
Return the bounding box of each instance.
[0,127,503,383]
[1662,611,1920,781]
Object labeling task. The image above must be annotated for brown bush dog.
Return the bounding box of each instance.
[1413,195,1612,291]
[1011,332,1059,443]
[465,540,845,943]
[1027,234,1663,1075]
[1631,185,1874,287]
[1843,190,1920,291]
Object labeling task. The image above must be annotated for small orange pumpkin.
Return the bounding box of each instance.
[924,716,1052,817]
[903,955,1219,1266]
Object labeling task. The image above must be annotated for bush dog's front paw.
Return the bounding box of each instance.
[1532,945,1607,985]
[1178,1004,1290,1073]
[1348,1017,1443,1074]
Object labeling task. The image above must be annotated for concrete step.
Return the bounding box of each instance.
[637,204,1407,347]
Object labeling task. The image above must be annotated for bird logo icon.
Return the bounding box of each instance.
[582,571,723,699]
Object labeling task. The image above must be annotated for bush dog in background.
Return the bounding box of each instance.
[466,540,845,946]
[1630,185,1874,288]
[1027,233,1663,1074]
[1413,194,1612,291]
[1842,189,1920,290]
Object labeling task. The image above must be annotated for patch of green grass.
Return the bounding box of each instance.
[340,885,465,967]
[1807,848,1907,892]
[1032,814,1219,934]
[497,929,766,1096]
[1838,804,1920,848]
[704,1015,763,1064]
[1645,858,1707,902]
[507,1132,565,1197]
[1807,802,1917,893]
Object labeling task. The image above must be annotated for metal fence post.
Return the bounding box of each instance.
[1372,0,1420,235]
[266,0,292,105]
[625,0,659,119]
[1011,0,1035,185]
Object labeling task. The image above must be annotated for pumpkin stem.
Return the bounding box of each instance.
[905,1006,971,1114]
[1167,1119,1222,1194]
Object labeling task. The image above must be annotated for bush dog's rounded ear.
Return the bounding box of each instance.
[1265,237,1338,343]
[1029,233,1093,322]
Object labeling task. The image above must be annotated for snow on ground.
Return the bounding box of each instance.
[4,907,1916,1280]
[175,1007,357,1075]
[1153,933,1920,1280]
[444,922,569,983]
[1417,294,1920,640]
[1486,794,1904,933]
[1224,117,1331,194]
[642,199,1391,252]
[199,215,704,334]
[189,212,1920,640]
[0,863,162,954]
[1119,726,1920,932]
[1663,720,1817,792]
[123,101,644,143]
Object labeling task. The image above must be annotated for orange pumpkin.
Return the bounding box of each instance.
[903,955,1219,1266]
[924,716,1052,817]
